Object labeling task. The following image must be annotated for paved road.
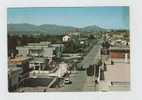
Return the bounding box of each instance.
[58,71,87,92]
[56,41,102,91]
[80,42,101,69]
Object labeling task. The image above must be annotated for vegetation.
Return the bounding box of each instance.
[63,40,81,53]
[8,23,107,36]
[8,34,63,56]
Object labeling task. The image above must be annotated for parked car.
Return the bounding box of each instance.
[64,77,72,84]
[67,70,71,74]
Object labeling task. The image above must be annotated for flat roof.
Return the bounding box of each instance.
[28,41,51,46]
[9,57,31,64]
[104,63,130,82]
[10,57,31,61]
[29,57,49,64]
[49,44,64,47]
[8,65,22,73]
[110,47,130,51]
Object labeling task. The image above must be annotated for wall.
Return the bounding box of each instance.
[110,50,130,59]
[16,47,29,57]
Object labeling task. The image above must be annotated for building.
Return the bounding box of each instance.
[103,44,130,90]
[27,62,69,89]
[9,56,31,73]
[99,31,130,91]
[16,41,51,57]
[71,32,80,36]
[8,56,31,91]
[62,35,71,42]
[8,64,23,91]
[29,57,49,71]
[15,47,29,57]
[49,44,64,58]
[104,58,130,91]
[16,41,63,61]
[109,47,130,63]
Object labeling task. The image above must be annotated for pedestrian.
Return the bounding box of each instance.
[104,62,107,71]
[95,80,98,84]
[43,89,46,92]
[111,60,114,65]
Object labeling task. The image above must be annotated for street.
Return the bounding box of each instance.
[54,41,102,91]
[80,41,101,69]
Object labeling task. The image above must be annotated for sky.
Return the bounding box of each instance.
[7,7,129,29]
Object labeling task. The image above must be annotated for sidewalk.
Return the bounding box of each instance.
[82,76,96,91]
[95,81,110,91]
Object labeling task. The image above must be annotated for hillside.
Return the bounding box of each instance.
[8,23,107,35]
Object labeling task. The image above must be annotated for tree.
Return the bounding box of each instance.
[86,65,94,76]
[88,34,95,39]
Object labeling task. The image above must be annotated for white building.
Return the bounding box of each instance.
[16,47,29,57]
[62,35,71,42]
[16,41,51,57]
[16,42,63,60]
[29,57,49,70]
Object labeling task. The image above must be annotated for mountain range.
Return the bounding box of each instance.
[8,23,108,35]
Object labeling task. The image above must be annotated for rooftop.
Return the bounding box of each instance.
[104,62,130,82]
[28,41,51,46]
[110,46,130,51]
[9,56,31,65]
[8,64,22,73]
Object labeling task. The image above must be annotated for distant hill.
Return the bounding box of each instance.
[8,24,37,32]
[8,23,108,36]
[80,25,106,32]
[37,24,77,35]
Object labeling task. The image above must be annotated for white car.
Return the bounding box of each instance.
[67,71,71,74]
[64,77,72,84]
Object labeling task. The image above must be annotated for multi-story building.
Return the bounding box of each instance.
[8,56,31,91]
[16,41,64,60]
[8,64,22,91]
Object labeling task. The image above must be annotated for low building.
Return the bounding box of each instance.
[49,44,64,58]
[15,47,29,57]
[16,41,51,57]
[102,44,130,91]
[29,57,49,71]
[8,56,32,89]
[8,64,23,91]
[109,46,130,63]
[62,35,71,42]
[9,56,31,73]
[16,41,63,61]
[71,32,80,36]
